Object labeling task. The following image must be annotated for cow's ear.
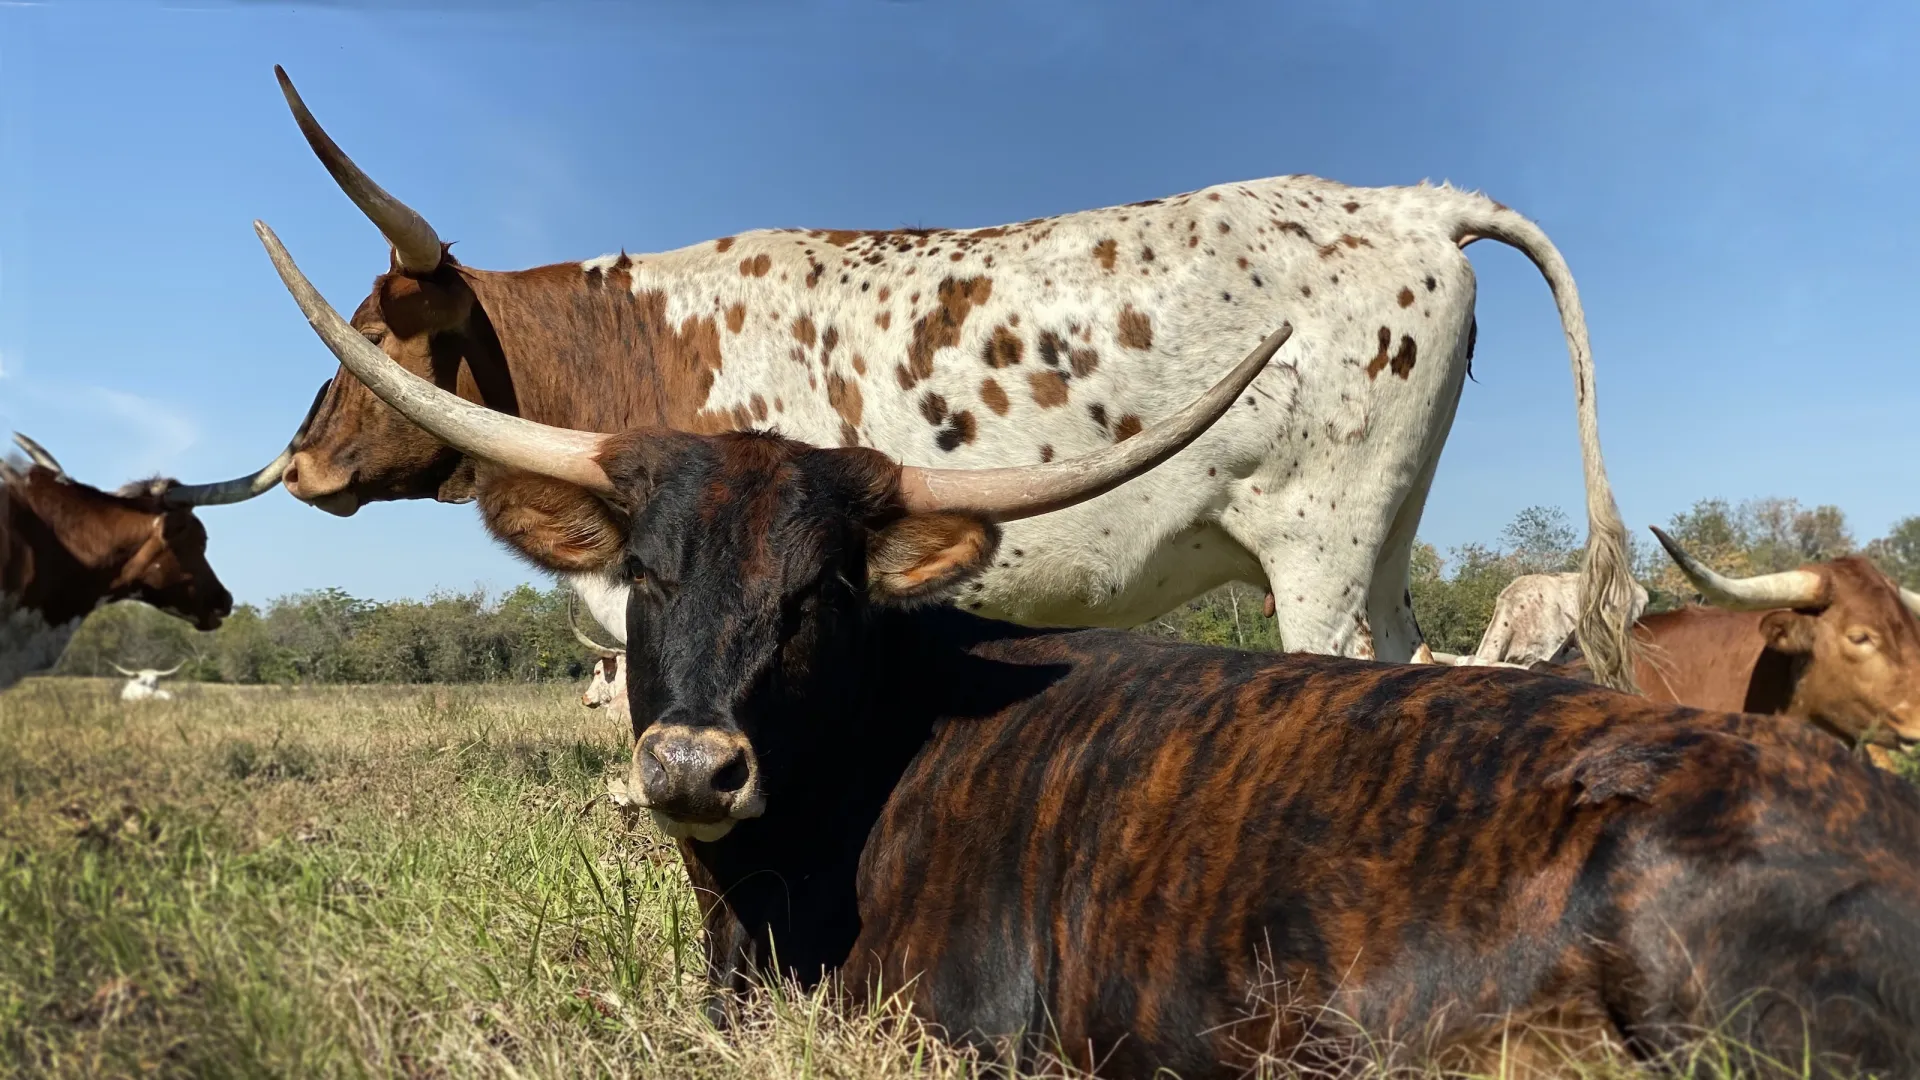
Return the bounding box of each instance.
[1760,610,1817,655]
[476,467,627,573]
[867,512,998,606]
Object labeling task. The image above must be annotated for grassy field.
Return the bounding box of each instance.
[0,679,1907,1079]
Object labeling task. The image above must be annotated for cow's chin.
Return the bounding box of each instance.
[308,491,361,517]
[651,811,738,843]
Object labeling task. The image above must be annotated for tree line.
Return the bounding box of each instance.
[1153,499,1920,654]
[50,500,1920,683]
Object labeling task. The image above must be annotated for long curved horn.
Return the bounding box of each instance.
[1649,526,1828,610]
[162,383,330,507]
[274,66,443,275]
[567,596,620,655]
[1900,587,1920,621]
[12,433,66,477]
[256,221,615,494]
[897,323,1292,522]
[151,661,185,678]
[109,662,137,677]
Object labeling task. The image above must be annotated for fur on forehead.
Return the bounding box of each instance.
[470,430,917,577]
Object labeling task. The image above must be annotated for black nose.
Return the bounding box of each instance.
[635,725,759,824]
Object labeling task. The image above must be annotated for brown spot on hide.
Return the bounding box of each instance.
[1217,221,1230,234]
[792,315,817,347]
[1317,234,1373,258]
[750,394,768,421]
[1070,347,1099,378]
[1206,192,1221,201]
[839,422,859,447]
[715,237,736,253]
[1088,402,1109,429]
[740,253,771,277]
[828,373,863,429]
[1391,334,1417,378]
[934,410,976,452]
[876,310,892,330]
[901,276,992,388]
[980,378,1009,415]
[919,393,948,425]
[981,325,1024,368]
[1092,239,1118,271]
[821,326,839,359]
[1029,370,1069,408]
[725,303,746,333]
[1038,330,1067,368]
[851,352,867,376]
[1141,246,1155,262]
[1367,326,1392,380]
[1113,414,1142,441]
[1342,201,1360,213]
[1117,306,1154,350]
[1397,287,1415,308]
[877,286,892,302]
[1039,444,1054,462]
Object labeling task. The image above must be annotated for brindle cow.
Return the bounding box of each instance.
[262,226,1920,1079]
[0,395,322,691]
[264,67,1639,690]
[1552,529,1920,763]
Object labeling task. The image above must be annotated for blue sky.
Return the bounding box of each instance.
[1,0,1914,604]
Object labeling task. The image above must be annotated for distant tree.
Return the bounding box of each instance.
[1866,516,1920,590]
[1501,505,1579,575]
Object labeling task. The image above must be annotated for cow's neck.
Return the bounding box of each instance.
[457,263,736,437]
[677,607,1056,987]
[4,477,154,627]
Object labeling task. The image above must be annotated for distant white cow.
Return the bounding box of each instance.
[111,661,184,702]
[570,606,629,729]
[1448,571,1650,669]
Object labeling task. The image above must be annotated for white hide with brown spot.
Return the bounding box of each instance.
[1463,571,1650,668]
[563,176,1622,665]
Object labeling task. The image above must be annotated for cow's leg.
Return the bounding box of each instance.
[1219,486,1401,661]
[1361,444,1447,665]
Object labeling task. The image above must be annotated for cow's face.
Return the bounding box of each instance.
[581,653,624,709]
[1764,558,1920,748]
[282,269,482,515]
[609,432,995,842]
[123,508,234,632]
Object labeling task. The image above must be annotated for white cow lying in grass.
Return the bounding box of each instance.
[112,661,184,702]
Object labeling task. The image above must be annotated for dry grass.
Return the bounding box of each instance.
[0,679,1900,1079]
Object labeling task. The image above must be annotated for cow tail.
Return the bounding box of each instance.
[1454,201,1639,694]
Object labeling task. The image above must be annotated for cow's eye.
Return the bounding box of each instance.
[1847,629,1875,648]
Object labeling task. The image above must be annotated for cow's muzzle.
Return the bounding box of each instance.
[630,724,764,842]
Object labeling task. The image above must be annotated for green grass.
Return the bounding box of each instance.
[0,679,1904,1078]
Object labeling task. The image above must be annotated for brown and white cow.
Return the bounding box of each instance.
[1552,528,1920,762]
[264,67,1639,689]
[569,601,629,728]
[0,395,322,691]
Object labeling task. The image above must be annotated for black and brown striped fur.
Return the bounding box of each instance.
[594,429,1920,1079]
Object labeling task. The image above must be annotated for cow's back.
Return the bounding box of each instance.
[564,177,1485,628]
[850,640,1920,1076]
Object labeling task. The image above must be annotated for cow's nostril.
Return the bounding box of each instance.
[640,749,669,795]
[710,750,750,794]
